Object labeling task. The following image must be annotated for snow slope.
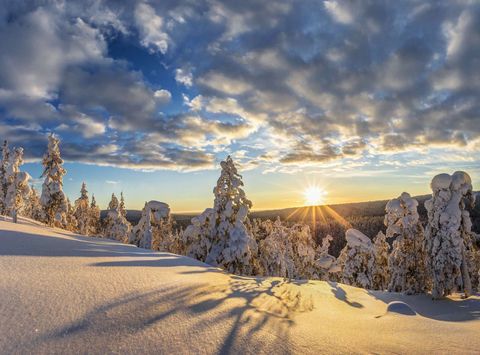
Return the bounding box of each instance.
[1,218,479,354]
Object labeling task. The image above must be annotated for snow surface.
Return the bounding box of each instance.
[1,218,479,354]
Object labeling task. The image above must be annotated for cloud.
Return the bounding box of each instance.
[0,0,479,173]
[134,2,169,54]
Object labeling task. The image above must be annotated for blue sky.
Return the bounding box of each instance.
[1,1,479,211]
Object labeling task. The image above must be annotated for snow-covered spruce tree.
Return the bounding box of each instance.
[425,172,477,299]
[65,198,77,232]
[119,192,127,218]
[108,193,119,210]
[337,229,374,289]
[371,231,390,291]
[183,156,257,275]
[316,235,338,281]
[74,182,90,235]
[103,194,131,242]
[129,201,173,250]
[0,140,10,215]
[385,192,428,294]
[24,186,43,222]
[5,147,31,222]
[40,134,68,228]
[88,194,101,236]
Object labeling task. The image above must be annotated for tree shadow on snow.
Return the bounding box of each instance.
[367,290,480,322]
[328,282,364,308]
[35,278,314,354]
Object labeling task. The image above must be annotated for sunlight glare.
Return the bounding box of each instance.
[303,186,327,206]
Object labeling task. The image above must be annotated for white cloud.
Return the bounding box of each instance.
[134,3,169,54]
[154,89,172,105]
[175,68,193,87]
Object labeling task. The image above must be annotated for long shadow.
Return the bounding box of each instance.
[328,282,364,308]
[36,278,314,354]
[367,289,480,322]
[0,228,194,260]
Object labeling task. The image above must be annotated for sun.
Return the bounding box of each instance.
[303,186,327,206]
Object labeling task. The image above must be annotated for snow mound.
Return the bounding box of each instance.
[385,301,417,316]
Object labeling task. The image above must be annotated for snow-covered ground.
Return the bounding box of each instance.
[1,218,479,354]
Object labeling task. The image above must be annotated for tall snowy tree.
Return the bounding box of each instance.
[40,134,68,228]
[385,192,428,294]
[5,147,31,222]
[183,156,258,275]
[103,193,131,242]
[371,231,390,291]
[425,172,477,299]
[88,194,101,236]
[0,140,10,215]
[74,182,90,235]
[119,192,127,218]
[337,229,374,289]
[129,201,173,250]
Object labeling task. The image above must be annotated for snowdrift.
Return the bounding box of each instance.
[0,218,479,354]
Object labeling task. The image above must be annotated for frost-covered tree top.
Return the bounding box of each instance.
[108,193,119,210]
[385,192,419,238]
[425,171,476,298]
[74,182,91,235]
[119,192,126,217]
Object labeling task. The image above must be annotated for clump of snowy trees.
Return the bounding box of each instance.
[1,134,479,299]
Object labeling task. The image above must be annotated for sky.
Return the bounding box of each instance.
[1,0,479,212]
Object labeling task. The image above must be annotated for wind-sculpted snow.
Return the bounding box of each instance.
[1,218,479,354]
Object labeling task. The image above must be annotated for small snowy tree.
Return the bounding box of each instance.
[23,186,43,222]
[88,194,101,236]
[0,140,10,215]
[40,134,68,228]
[5,147,31,222]
[119,192,127,218]
[74,182,90,235]
[108,193,119,210]
[183,156,258,275]
[371,231,390,290]
[315,235,338,281]
[103,193,131,242]
[129,201,173,250]
[65,198,77,232]
[425,172,477,299]
[337,229,374,289]
[385,192,428,294]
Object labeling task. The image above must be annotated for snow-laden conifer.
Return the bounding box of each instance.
[74,182,90,235]
[119,192,127,218]
[425,172,477,298]
[129,201,172,250]
[371,231,390,290]
[337,229,374,289]
[183,156,257,275]
[23,186,43,222]
[385,192,428,294]
[5,147,31,222]
[40,134,68,227]
[103,193,131,242]
[88,194,101,236]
